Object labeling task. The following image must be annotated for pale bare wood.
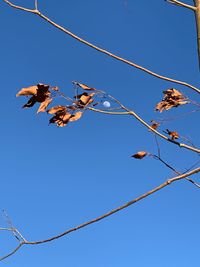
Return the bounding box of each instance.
[3,0,200,94]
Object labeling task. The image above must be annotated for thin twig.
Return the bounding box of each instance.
[150,154,200,188]
[88,91,200,153]
[34,0,38,10]
[1,166,199,260]
[166,0,196,11]
[154,134,161,158]
[193,0,200,68]
[3,0,200,94]
[0,243,24,261]
[88,107,130,115]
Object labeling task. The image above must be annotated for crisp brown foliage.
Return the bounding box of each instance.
[37,98,52,113]
[47,105,67,115]
[155,88,188,112]
[69,111,83,122]
[150,120,160,130]
[131,151,148,159]
[16,84,51,112]
[165,129,179,140]
[16,85,38,96]
[49,108,83,127]
[73,81,96,91]
[75,92,95,107]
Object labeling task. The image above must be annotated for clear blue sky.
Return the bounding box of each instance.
[0,0,200,266]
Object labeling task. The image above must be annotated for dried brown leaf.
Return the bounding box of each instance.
[150,120,160,130]
[80,93,95,105]
[155,88,188,112]
[49,112,72,127]
[75,92,95,106]
[37,83,50,93]
[73,81,96,91]
[47,105,67,114]
[69,111,83,122]
[131,151,148,159]
[37,98,52,113]
[23,96,37,108]
[165,129,179,140]
[16,86,37,97]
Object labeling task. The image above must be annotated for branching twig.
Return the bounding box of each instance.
[2,0,200,94]
[150,154,200,188]
[87,92,200,153]
[0,166,199,261]
[34,0,38,11]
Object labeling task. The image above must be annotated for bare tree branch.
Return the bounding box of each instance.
[0,166,199,261]
[34,0,38,11]
[88,107,130,115]
[0,243,24,261]
[2,0,200,94]
[166,0,196,11]
[150,154,200,188]
[88,92,200,153]
[193,0,200,68]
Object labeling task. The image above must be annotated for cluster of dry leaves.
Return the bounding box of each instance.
[155,88,188,112]
[16,82,98,127]
[132,88,189,160]
[16,83,189,159]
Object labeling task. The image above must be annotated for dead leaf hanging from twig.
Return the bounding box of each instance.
[150,120,160,131]
[73,81,96,91]
[164,129,179,140]
[131,151,148,159]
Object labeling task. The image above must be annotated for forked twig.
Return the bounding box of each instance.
[0,166,200,261]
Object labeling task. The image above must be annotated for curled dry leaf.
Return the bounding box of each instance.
[16,85,38,97]
[75,92,95,106]
[150,120,160,130]
[17,84,51,110]
[49,111,72,127]
[155,88,188,112]
[47,105,67,114]
[49,108,83,127]
[73,81,96,91]
[69,111,83,122]
[165,129,179,140]
[37,98,52,113]
[23,96,37,108]
[131,151,148,159]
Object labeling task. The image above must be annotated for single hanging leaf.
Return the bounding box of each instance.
[150,120,160,130]
[165,129,179,140]
[73,81,96,91]
[131,151,148,159]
